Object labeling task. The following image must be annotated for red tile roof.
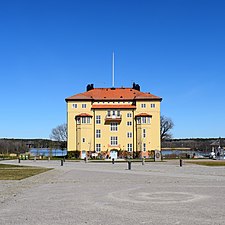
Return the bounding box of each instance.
[66,87,162,102]
[91,104,136,109]
[75,113,92,118]
[135,113,152,117]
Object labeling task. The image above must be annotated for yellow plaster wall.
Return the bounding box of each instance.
[67,100,161,153]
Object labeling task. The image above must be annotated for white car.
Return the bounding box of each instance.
[209,152,216,159]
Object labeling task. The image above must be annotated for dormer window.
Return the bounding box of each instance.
[75,113,92,124]
[82,117,91,124]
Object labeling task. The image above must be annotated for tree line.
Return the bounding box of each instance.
[0,138,63,155]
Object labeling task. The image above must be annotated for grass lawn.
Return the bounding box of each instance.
[0,164,52,180]
[187,161,225,167]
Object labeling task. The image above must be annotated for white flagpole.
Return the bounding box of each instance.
[112,52,115,87]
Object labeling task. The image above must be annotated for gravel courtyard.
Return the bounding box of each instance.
[0,159,225,225]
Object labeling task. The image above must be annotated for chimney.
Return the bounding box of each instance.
[86,84,94,91]
[132,82,140,91]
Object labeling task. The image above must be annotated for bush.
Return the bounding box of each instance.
[67,151,80,159]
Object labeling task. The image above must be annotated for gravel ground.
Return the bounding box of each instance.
[0,159,225,225]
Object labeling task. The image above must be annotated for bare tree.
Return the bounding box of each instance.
[50,123,67,142]
[160,115,174,141]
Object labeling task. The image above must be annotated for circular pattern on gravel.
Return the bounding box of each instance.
[108,188,206,204]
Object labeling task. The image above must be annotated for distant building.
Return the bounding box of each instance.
[65,83,162,159]
[211,138,225,151]
[210,138,224,159]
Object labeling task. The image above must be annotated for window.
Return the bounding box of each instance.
[151,103,156,108]
[77,118,81,124]
[82,138,85,143]
[142,117,147,124]
[127,132,132,138]
[82,117,91,124]
[96,144,101,152]
[72,103,77,108]
[110,122,118,131]
[107,110,110,117]
[142,129,146,138]
[82,117,86,124]
[82,104,86,108]
[127,121,132,126]
[127,113,132,118]
[127,143,132,152]
[117,111,120,116]
[137,117,151,124]
[112,110,116,116]
[96,115,101,124]
[143,143,146,151]
[136,117,141,124]
[96,129,101,138]
[110,136,118,146]
[141,103,146,108]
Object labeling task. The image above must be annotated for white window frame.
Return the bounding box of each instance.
[127,143,132,152]
[143,143,146,152]
[82,117,91,124]
[110,122,118,131]
[127,113,132,118]
[110,136,118,146]
[96,129,101,138]
[127,132,132,138]
[141,103,146,108]
[96,144,101,152]
[96,115,101,124]
[136,117,141,124]
[142,129,146,138]
[72,103,77,108]
[82,117,86,124]
[142,117,147,124]
[151,103,156,108]
[77,117,81,124]
[127,121,132,126]
[82,104,87,108]
[82,138,86,143]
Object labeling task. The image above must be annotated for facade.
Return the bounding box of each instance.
[65,83,162,159]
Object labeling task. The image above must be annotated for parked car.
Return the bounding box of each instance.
[209,152,216,159]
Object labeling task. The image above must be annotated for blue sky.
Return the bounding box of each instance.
[0,0,224,139]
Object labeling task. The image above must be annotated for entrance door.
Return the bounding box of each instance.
[81,150,86,159]
[110,150,118,159]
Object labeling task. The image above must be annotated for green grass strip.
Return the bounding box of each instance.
[187,161,225,167]
[0,164,52,180]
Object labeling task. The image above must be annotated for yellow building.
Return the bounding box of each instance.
[65,83,162,159]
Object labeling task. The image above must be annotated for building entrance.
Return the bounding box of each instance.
[110,150,118,159]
